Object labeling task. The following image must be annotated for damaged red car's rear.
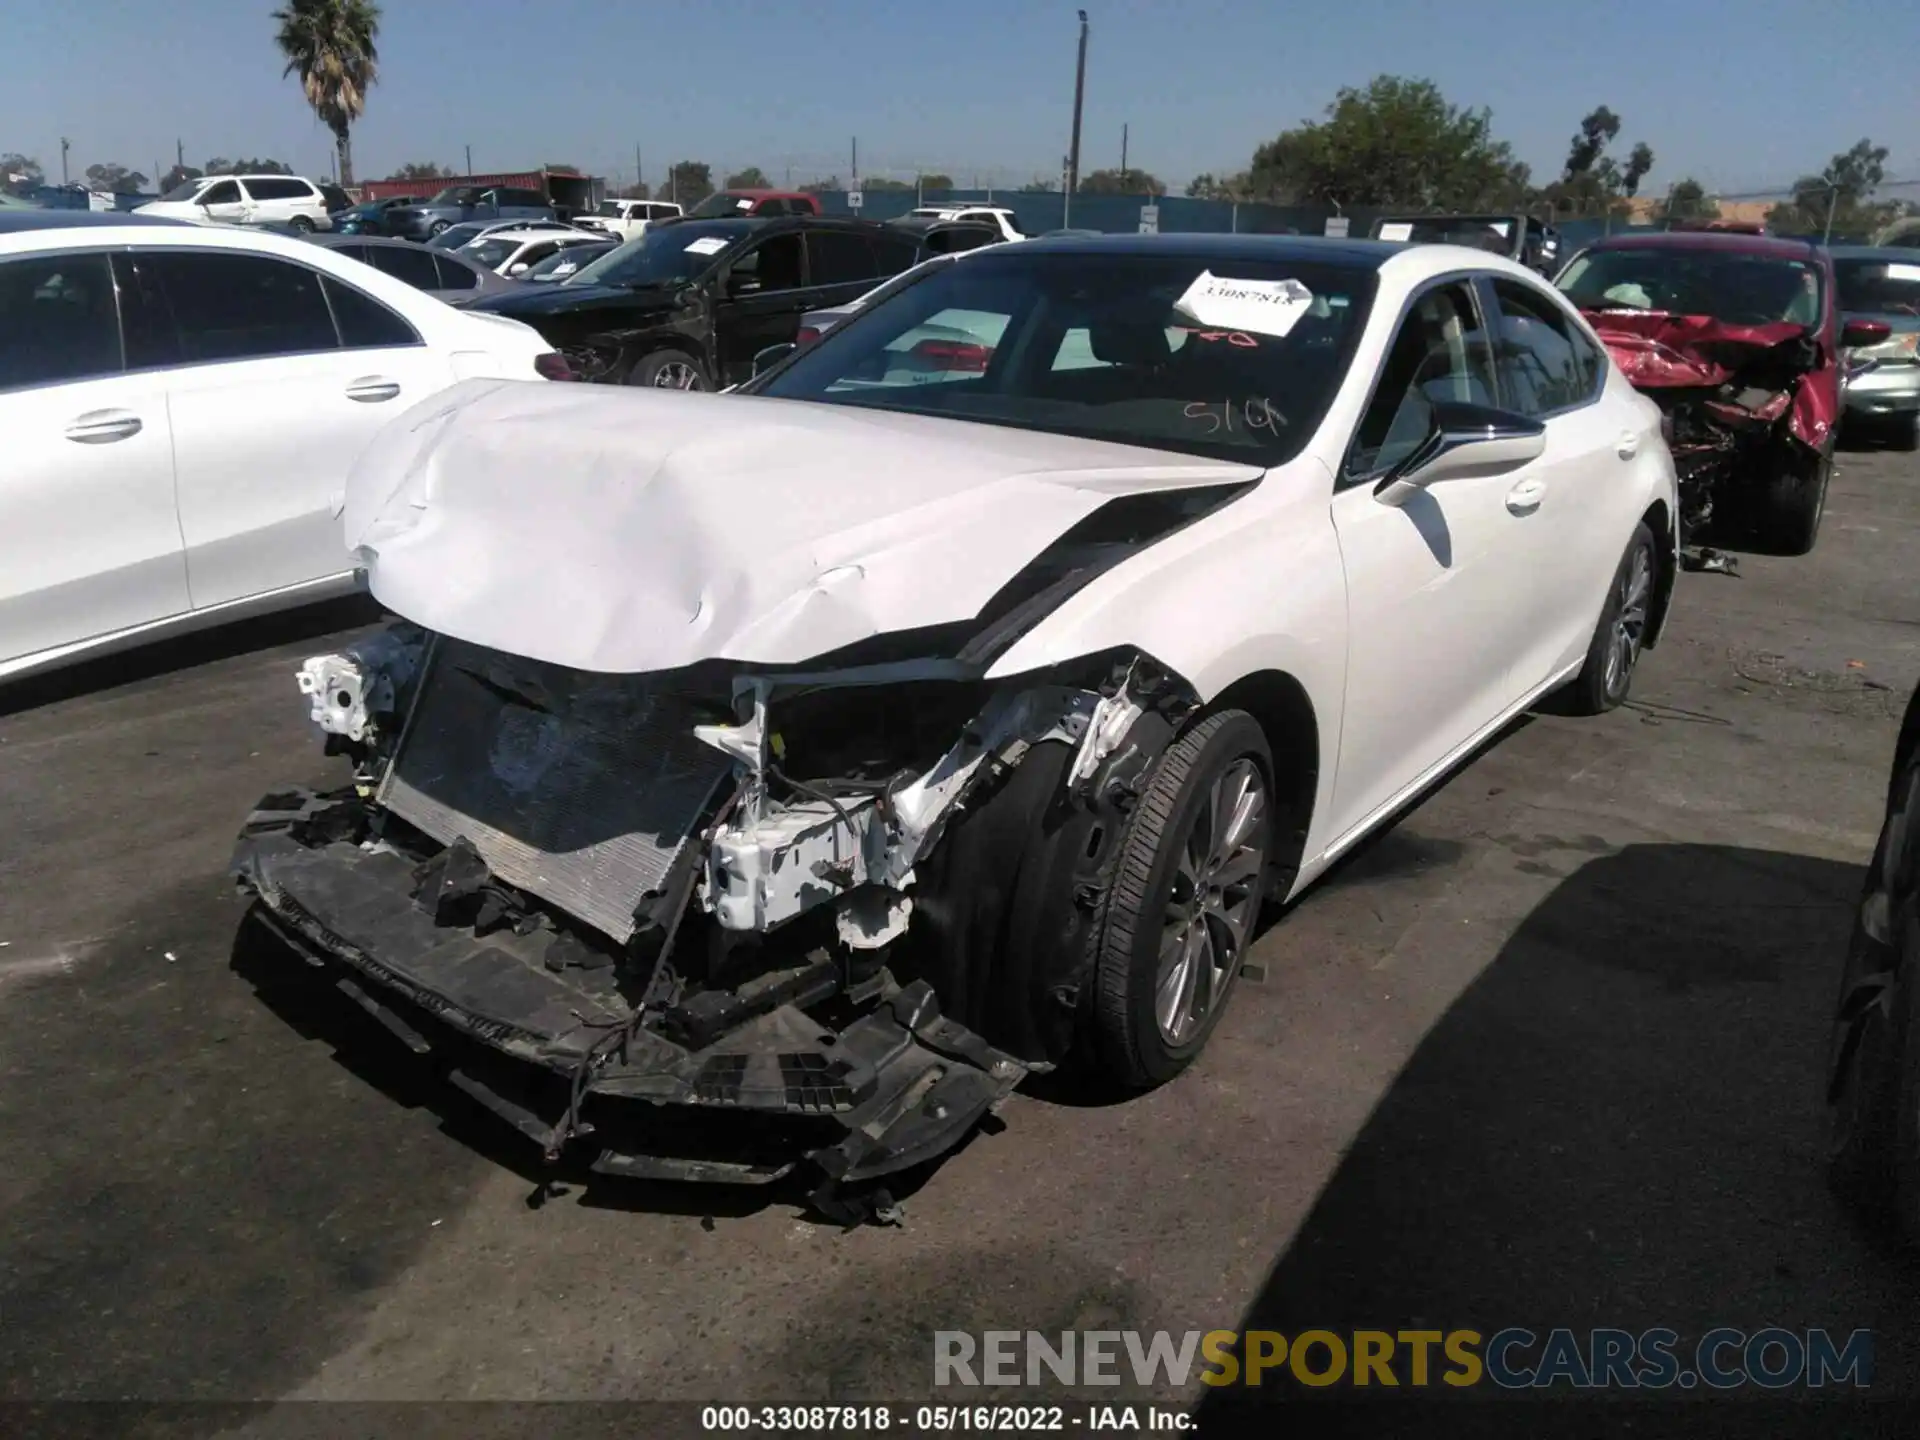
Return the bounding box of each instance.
[1556,232,1849,557]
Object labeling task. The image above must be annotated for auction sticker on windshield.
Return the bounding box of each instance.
[685,236,730,255]
[1378,222,1413,242]
[1174,271,1314,337]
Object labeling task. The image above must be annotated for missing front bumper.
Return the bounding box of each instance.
[232,788,1032,1188]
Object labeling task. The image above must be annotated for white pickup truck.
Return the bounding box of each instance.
[575,198,684,241]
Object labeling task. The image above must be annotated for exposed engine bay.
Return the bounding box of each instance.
[1583,311,1834,554]
[236,460,1251,1213]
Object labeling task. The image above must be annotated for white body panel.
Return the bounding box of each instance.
[0,221,556,680]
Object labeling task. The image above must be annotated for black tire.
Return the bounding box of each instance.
[428,220,450,237]
[1760,444,1831,555]
[1887,413,1920,454]
[288,214,315,234]
[1088,710,1274,1090]
[1550,521,1656,717]
[625,348,710,391]
[1827,749,1920,1231]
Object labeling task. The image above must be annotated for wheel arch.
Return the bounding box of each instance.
[1200,667,1320,896]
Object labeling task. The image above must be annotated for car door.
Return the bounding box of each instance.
[197,178,248,225]
[713,231,810,384]
[0,249,187,669]
[129,246,452,609]
[1327,275,1542,838]
[1479,275,1627,685]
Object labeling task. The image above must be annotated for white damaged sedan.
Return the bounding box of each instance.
[234,234,1679,1204]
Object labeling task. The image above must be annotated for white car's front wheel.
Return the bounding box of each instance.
[1088,709,1274,1089]
[1552,521,1656,716]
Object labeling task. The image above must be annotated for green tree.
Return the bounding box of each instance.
[862,177,913,191]
[1243,76,1529,209]
[1079,167,1165,196]
[724,166,770,189]
[84,162,148,195]
[667,160,713,204]
[159,163,203,193]
[206,157,292,176]
[1018,178,1055,193]
[1766,139,1894,237]
[386,161,445,181]
[272,0,381,187]
[918,172,954,191]
[1,152,44,193]
[800,175,841,194]
[615,180,651,199]
[1654,177,1719,224]
[1538,105,1655,218]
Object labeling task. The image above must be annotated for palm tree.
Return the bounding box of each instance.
[272,0,381,187]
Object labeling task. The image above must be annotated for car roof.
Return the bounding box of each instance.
[1826,245,1920,262]
[0,209,185,234]
[470,226,591,242]
[1013,231,1404,268]
[1581,230,1823,261]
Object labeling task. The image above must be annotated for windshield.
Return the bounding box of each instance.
[569,221,749,287]
[1558,247,1822,327]
[1836,257,1920,318]
[430,223,488,250]
[429,187,477,205]
[755,251,1376,465]
[525,245,610,280]
[595,200,623,217]
[462,237,519,268]
[1376,217,1517,253]
[160,179,208,203]
[688,191,759,218]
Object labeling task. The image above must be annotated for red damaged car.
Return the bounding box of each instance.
[1556,232,1880,556]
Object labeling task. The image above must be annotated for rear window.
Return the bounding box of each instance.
[757,251,1376,466]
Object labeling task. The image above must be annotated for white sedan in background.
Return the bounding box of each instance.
[0,211,569,682]
[457,226,610,278]
[234,234,1682,1196]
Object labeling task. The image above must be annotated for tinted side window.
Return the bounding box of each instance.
[145,251,339,362]
[733,234,805,292]
[368,243,443,290]
[1489,279,1592,416]
[807,230,877,286]
[246,177,311,201]
[504,189,547,208]
[430,253,480,291]
[1347,282,1496,479]
[0,251,123,391]
[323,276,420,348]
[872,232,921,276]
[201,180,242,205]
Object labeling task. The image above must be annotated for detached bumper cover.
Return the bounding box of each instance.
[232,788,1032,1186]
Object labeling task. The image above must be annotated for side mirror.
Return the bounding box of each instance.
[752,342,796,377]
[1375,399,1546,507]
[728,272,763,297]
[1842,317,1892,349]
[508,262,530,276]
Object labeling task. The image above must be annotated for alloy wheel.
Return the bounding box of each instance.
[1155,758,1270,1046]
[1603,542,1653,699]
[651,360,705,390]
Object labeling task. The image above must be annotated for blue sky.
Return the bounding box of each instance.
[3,0,1915,197]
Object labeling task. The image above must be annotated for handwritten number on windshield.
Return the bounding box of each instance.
[1183,398,1286,435]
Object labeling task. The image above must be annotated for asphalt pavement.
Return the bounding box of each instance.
[3,444,1919,1428]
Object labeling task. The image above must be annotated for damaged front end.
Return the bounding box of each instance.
[237,626,1199,1201]
[1586,311,1834,546]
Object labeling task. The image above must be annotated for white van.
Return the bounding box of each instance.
[137,174,333,232]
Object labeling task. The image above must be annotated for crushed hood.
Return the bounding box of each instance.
[343,379,1262,673]
[1584,309,1837,450]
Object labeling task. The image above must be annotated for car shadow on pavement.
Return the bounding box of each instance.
[0,594,384,718]
[1192,841,1920,1433]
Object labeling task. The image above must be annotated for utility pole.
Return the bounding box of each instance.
[1066,10,1089,198]
[634,143,643,197]
[1120,122,1128,193]
[464,144,473,177]
[1823,182,1840,243]
[851,137,858,188]
[1061,155,1072,228]
[60,137,70,186]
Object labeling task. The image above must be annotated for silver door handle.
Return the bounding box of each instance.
[345,378,402,403]
[1617,431,1640,459]
[64,411,143,444]
[1506,476,1548,513]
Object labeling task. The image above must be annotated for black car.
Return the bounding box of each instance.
[466,215,922,389]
